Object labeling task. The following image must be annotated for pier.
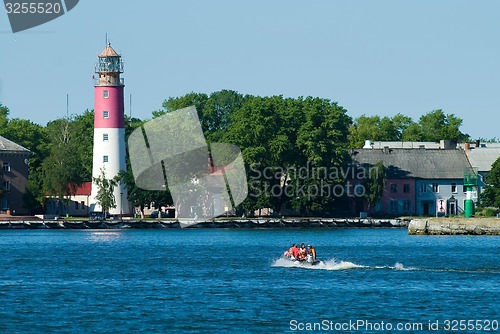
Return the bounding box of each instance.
[408,217,500,235]
[0,217,409,229]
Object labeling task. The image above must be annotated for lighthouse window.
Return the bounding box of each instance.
[103,111,109,119]
[103,90,109,98]
[103,134,109,141]
[103,155,109,163]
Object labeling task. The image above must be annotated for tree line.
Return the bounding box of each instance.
[1,90,498,215]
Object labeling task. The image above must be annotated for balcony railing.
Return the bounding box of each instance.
[94,77,125,86]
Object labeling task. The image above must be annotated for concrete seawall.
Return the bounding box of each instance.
[0,218,409,229]
[408,218,500,235]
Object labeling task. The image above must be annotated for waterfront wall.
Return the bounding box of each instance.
[0,218,409,230]
[408,218,500,235]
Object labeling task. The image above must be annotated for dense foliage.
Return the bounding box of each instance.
[349,110,469,148]
[0,93,489,215]
[480,157,500,208]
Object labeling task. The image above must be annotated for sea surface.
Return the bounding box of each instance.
[0,228,498,333]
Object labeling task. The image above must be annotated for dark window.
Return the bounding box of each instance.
[390,184,397,193]
[451,183,457,193]
[432,183,439,193]
[103,111,109,119]
[103,155,109,163]
[2,162,10,172]
[403,184,410,193]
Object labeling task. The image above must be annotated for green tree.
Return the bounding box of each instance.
[71,110,94,181]
[0,103,9,130]
[3,118,49,212]
[121,115,174,216]
[392,113,415,140]
[93,167,119,214]
[349,115,399,147]
[155,90,246,143]
[363,161,386,212]
[401,122,423,141]
[224,95,352,215]
[480,157,500,207]
[0,104,50,213]
[42,118,86,205]
[418,110,468,142]
[223,95,285,213]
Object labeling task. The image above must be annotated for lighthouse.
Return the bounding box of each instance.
[89,43,129,215]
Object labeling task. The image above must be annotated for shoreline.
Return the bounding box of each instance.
[408,217,500,235]
[0,218,409,229]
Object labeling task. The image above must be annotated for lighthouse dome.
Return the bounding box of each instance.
[99,43,120,58]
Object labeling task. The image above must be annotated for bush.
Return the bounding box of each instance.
[475,207,499,217]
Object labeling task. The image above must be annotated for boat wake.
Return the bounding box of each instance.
[272,259,500,274]
[272,257,365,271]
[272,259,416,271]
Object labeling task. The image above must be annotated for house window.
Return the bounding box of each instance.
[81,201,85,209]
[103,90,109,98]
[403,200,411,211]
[2,162,10,172]
[75,201,79,210]
[420,183,427,193]
[103,133,109,141]
[451,183,457,193]
[103,155,109,163]
[432,183,439,193]
[103,111,109,119]
[390,200,398,212]
[403,184,410,193]
[1,199,8,210]
[390,184,397,193]
[2,181,10,191]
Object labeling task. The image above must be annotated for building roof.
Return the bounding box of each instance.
[73,182,92,196]
[0,135,31,154]
[465,148,500,173]
[350,148,472,180]
[99,43,120,58]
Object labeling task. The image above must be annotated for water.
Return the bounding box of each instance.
[0,229,498,333]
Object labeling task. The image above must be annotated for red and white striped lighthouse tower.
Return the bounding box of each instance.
[90,43,129,215]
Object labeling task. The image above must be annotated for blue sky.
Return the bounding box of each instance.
[1,1,499,140]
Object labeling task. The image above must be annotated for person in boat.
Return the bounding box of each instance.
[283,244,295,259]
[284,243,299,259]
[297,243,307,261]
[307,245,317,262]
